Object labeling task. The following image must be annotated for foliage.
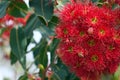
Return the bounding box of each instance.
[0,0,120,80]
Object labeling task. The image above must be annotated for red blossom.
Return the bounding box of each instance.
[55,23,79,40]
[0,14,30,42]
[55,1,120,80]
[115,0,120,5]
[83,51,106,71]
[112,30,120,44]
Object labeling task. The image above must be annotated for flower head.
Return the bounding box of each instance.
[56,1,120,79]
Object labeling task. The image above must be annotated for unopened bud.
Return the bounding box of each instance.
[38,64,45,70]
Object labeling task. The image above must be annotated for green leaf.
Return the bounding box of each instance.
[24,14,54,39]
[48,16,59,30]
[101,74,113,80]
[112,66,120,80]
[38,16,47,26]
[10,27,26,59]
[8,1,28,17]
[68,73,79,80]
[10,51,18,65]
[0,1,10,18]
[24,14,41,38]
[51,65,68,80]
[18,74,28,80]
[10,51,26,69]
[38,25,55,37]
[19,56,26,70]
[10,27,27,69]
[33,37,48,68]
[29,0,54,21]
[48,38,60,63]
[51,59,69,80]
[51,58,79,80]
[92,0,100,3]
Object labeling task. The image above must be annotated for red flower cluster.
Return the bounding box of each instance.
[116,0,120,5]
[56,1,120,80]
[0,14,30,41]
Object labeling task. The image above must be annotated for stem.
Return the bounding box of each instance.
[41,64,51,80]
